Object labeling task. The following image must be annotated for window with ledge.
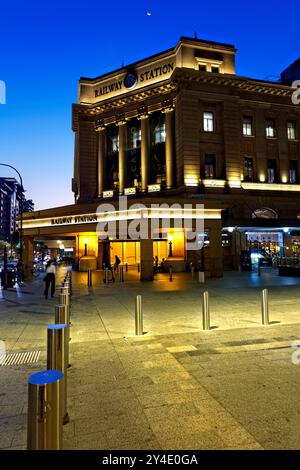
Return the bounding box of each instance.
[199,64,206,72]
[267,159,277,183]
[211,65,219,73]
[111,134,119,152]
[203,112,214,132]
[154,122,166,144]
[287,121,296,140]
[266,119,276,138]
[289,160,298,183]
[244,157,254,181]
[204,154,216,179]
[130,127,141,149]
[243,117,253,136]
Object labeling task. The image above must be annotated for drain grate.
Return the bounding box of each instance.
[0,350,41,366]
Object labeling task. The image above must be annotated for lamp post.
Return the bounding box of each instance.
[168,235,173,258]
[0,164,24,263]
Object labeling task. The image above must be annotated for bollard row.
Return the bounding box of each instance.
[27,270,73,450]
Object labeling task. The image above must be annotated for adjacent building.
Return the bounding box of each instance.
[0,177,22,243]
[23,36,300,279]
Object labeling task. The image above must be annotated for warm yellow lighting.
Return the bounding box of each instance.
[57,240,62,244]
[242,182,300,191]
[228,180,241,188]
[168,235,173,242]
[259,173,266,183]
[83,238,88,245]
[203,179,226,188]
[281,174,288,183]
[59,244,65,250]
[185,177,198,187]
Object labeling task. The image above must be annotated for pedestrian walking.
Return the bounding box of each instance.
[44,259,56,299]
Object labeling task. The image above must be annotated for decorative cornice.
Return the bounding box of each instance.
[172,68,294,99]
[79,82,176,116]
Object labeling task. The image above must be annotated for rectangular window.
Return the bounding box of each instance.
[287,121,296,140]
[289,160,298,183]
[199,64,206,72]
[244,157,254,181]
[267,159,277,183]
[203,112,214,132]
[211,66,219,73]
[266,119,276,138]
[243,117,253,136]
[154,122,166,144]
[204,154,216,179]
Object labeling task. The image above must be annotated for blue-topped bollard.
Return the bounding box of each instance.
[27,369,63,450]
[47,324,69,424]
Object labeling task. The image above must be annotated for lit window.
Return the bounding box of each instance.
[287,121,296,140]
[211,66,219,73]
[244,157,254,181]
[131,127,141,149]
[154,122,166,144]
[203,112,214,132]
[267,159,277,183]
[243,117,253,136]
[266,119,276,138]
[112,134,119,152]
[204,154,216,179]
[289,160,298,183]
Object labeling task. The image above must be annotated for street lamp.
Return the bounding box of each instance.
[168,235,173,258]
[0,163,24,264]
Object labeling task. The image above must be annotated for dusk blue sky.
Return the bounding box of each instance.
[0,0,298,210]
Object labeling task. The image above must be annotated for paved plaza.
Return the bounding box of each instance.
[1,267,300,450]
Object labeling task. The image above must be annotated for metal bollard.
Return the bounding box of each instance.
[55,304,69,325]
[198,271,205,283]
[104,268,109,284]
[169,266,173,281]
[202,291,210,330]
[137,263,140,273]
[261,288,269,325]
[126,263,128,272]
[135,295,143,336]
[119,266,124,282]
[55,305,71,369]
[27,370,63,450]
[87,269,92,287]
[47,324,69,424]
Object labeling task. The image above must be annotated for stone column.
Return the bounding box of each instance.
[140,238,153,281]
[140,115,150,192]
[118,122,127,194]
[96,126,106,196]
[208,221,223,278]
[23,236,34,279]
[164,108,175,189]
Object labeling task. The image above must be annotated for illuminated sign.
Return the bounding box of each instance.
[103,190,114,198]
[90,60,175,103]
[148,184,161,192]
[51,215,98,225]
[124,187,136,196]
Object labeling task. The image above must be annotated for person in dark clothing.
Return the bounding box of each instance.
[114,255,121,272]
[44,259,56,299]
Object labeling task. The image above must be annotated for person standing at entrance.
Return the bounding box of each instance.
[44,259,56,299]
